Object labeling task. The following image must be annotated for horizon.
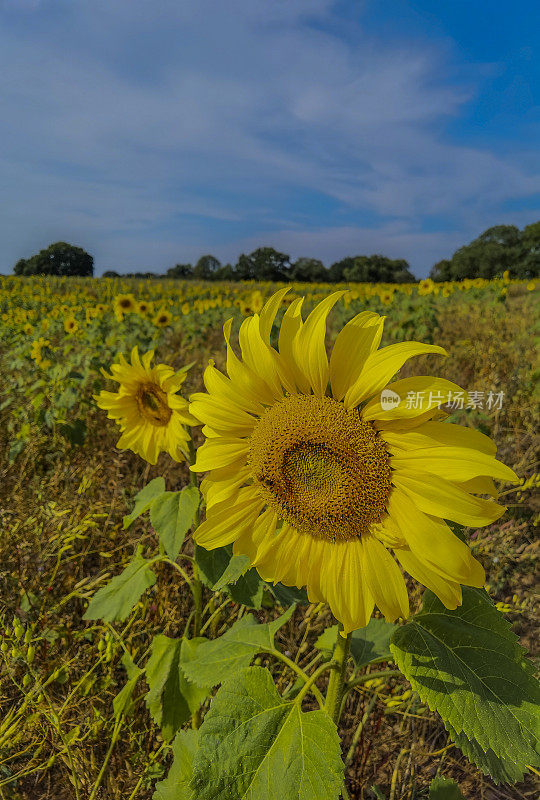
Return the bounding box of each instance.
[1,0,539,278]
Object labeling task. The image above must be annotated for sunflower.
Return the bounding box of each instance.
[189,289,518,633]
[113,293,137,316]
[95,347,197,464]
[137,300,152,316]
[64,315,79,334]
[153,308,173,327]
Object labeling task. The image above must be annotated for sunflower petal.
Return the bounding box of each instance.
[329,312,385,401]
[360,535,409,622]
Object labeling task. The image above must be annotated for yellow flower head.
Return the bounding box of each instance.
[64,315,79,334]
[95,347,197,465]
[418,278,435,296]
[189,289,518,633]
[137,300,152,316]
[114,293,137,316]
[153,308,173,327]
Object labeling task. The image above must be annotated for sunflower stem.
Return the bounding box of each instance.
[187,437,203,729]
[324,625,351,724]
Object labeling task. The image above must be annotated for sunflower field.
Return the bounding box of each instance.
[0,273,538,800]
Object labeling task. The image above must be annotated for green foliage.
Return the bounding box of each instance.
[390,588,540,783]
[113,653,144,719]
[145,636,209,742]
[182,607,294,688]
[83,546,156,622]
[428,777,466,799]
[191,667,344,800]
[150,486,199,559]
[316,618,396,669]
[13,241,94,277]
[153,729,198,800]
[123,478,166,528]
[195,544,265,608]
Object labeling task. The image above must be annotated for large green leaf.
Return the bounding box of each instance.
[153,729,197,800]
[182,607,295,688]
[269,583,310,606]
[390,588,540,783]
[429,777,466,799]
[316,618,396,669]
[83,546,156,622]
[150,486,199,559]
[145,636,209,741]
[191,667,343,800]
[123,477,166,529]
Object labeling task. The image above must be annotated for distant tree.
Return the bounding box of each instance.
[429,259,453,282]
[193,254,221,280]
[519,221,540,278]
[13,242,93,277]
[342,255,414,283]
[290,257,328,283]
[166,263,194,279]
[235,247,291,282]
[102,270,120,278]
[212,263,235,281]
[328,257,355,283]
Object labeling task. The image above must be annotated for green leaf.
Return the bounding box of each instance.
[390,587,540,783]
[123,478,166,529]
[182,606,295,689]
[83,547,156,622]
[316,618,396,669]
[269,583,310,606]
[150,486,199,559]
[113,653,144,718]
[145,636,209,741]
[429,777,466,800]
[195,544,264,609]
[153,729,197,800]
[191,667,343,800]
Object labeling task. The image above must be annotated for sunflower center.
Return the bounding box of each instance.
[136,383,172,426]
[249,394,392,542]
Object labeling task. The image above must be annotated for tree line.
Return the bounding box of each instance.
[12,221,540,282]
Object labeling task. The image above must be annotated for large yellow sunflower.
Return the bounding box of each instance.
[95,347,197,465]
[189,289,518,633]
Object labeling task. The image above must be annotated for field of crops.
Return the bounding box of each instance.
[0,274,538,800]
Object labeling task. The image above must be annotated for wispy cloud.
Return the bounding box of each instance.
[0,0,538,275]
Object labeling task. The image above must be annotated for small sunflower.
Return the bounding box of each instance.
[137,300,152,316]
[153,308,173,328]
[113,293,137,316]
[64,315,79,334]
[190,289,518,633]
[95,347,197,464]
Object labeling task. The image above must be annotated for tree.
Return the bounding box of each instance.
[193,255,221,280]
[290,258,328,283]
[14,242,94,277]
[429,259,453,282]
[519,221,540,278]
[328,257,355,283]
[166,263,194,279]
[212,263,235,281]
[343,255,415,283]
[102,270,120,278]
[235,248,291,282]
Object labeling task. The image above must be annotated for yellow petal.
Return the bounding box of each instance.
[381,420,497,456]
[193,488,263,548]
[294,291,346,397]
[190,438,249,472]
[388,488,485,585]
[329,312,384,401]
[238,315,283,399]
[322,538,375,633]
[392,471,506,527]
[363,376,462,422]
[259,287,290,344]
[189,394,258,437]
[395,548,463,609]
[360,535,409,622]
[455,476,498,497]
[278,297,310,394]
[202,359,265,416]
[345,343,447,409]
[391,446,518,483]
[223,318,276,405]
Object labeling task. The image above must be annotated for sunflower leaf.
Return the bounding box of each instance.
[390,587,540,783]
[145,636,209,742]
[83,546,156,622]
[428,777,466,799]
[150,486,199,559]
[153,729,197,800]
[195,544,265,609]
[123,477,166,529]
[316,618,396,668]
[182,607,294,689]
[191,666,343,800]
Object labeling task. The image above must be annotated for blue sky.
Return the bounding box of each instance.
[1,0,538,277]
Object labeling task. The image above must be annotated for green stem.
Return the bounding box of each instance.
[324,626,351,723]
[187,437,203,729]
[267,649,325,708]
